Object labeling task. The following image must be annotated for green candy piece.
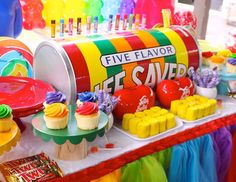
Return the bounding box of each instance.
[231,54,236,59]
[0,104,12,119]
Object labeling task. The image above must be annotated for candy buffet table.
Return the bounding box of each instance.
[1,95,236,181]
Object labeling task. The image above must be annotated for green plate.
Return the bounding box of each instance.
[32,105,108,145]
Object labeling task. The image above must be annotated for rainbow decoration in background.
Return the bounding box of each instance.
[60,27,200,93]
[40,0,174,27]
[42,0,86,26]
[101,0,122,20]
[0,37,33,77]
[85,0,103,23]
[119,0,135,20]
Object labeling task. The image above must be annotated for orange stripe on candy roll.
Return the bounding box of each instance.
[117,31,148,86]
[136,30,165,77]
[108,35,137,88]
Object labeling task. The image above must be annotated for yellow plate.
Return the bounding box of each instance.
[0,122,21,155]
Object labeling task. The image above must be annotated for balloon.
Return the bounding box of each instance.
[102,0,122,20]
[42,0,65,26]
[0,0,22,37]
[113,85,155,120]
[20,0,46,30]
[134,0,174,28]
[64,0,86,25]
[85,0,103,22]
[119,0,135,19]
[156,77,194,108]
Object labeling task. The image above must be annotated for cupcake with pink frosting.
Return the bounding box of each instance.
[74,102,100,130]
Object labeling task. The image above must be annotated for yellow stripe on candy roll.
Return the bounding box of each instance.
[75,41,107,91]
[109,36,137,88]
[158,27,188,74]
[136,30,165,73]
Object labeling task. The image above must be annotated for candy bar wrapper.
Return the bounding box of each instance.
[0,153,63,182]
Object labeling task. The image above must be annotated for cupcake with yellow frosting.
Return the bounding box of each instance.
[217,49,232,61]
[44,103,69,129]
[0,104,13,132]
[75,102,100,130]
[209,55,225,71]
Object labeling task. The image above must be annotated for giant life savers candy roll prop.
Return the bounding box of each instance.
[0,37,33,77]
[34,26,200,104]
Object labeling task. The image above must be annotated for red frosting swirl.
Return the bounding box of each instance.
[76,102,98,115]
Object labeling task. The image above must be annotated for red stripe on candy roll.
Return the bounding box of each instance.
[171,27,200,70]
[63,44,90,92]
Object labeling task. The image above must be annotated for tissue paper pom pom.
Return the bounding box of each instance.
[173,10,197,30]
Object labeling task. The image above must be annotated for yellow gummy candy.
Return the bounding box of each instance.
[185,96,195,101]
[170,100,182,114]
[122,113,135,130]
[208,99,217,114]
[149,118,159,136]
[197,105,205,119]
[137,122,150,138]
[143,109,155,116]
[193,95,202,100]
[201,103,208,117]
[142,116,152,121]
[177,104,188,119]
[203,103,211,116]
[187,100,199,107]
[157,116,166,133]
[152,112,162,118]
[186,106,198,121]
[150,106,161,112]
[199,96,209,103]
[160,109,168,116]
[135,112,146,118]
[166,113,176,129]
[129,117,142,134]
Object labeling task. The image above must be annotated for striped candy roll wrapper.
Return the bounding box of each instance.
[34,26,200,104]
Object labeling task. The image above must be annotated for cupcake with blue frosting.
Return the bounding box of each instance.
[44,91,67,107]
[76,91,98,106]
